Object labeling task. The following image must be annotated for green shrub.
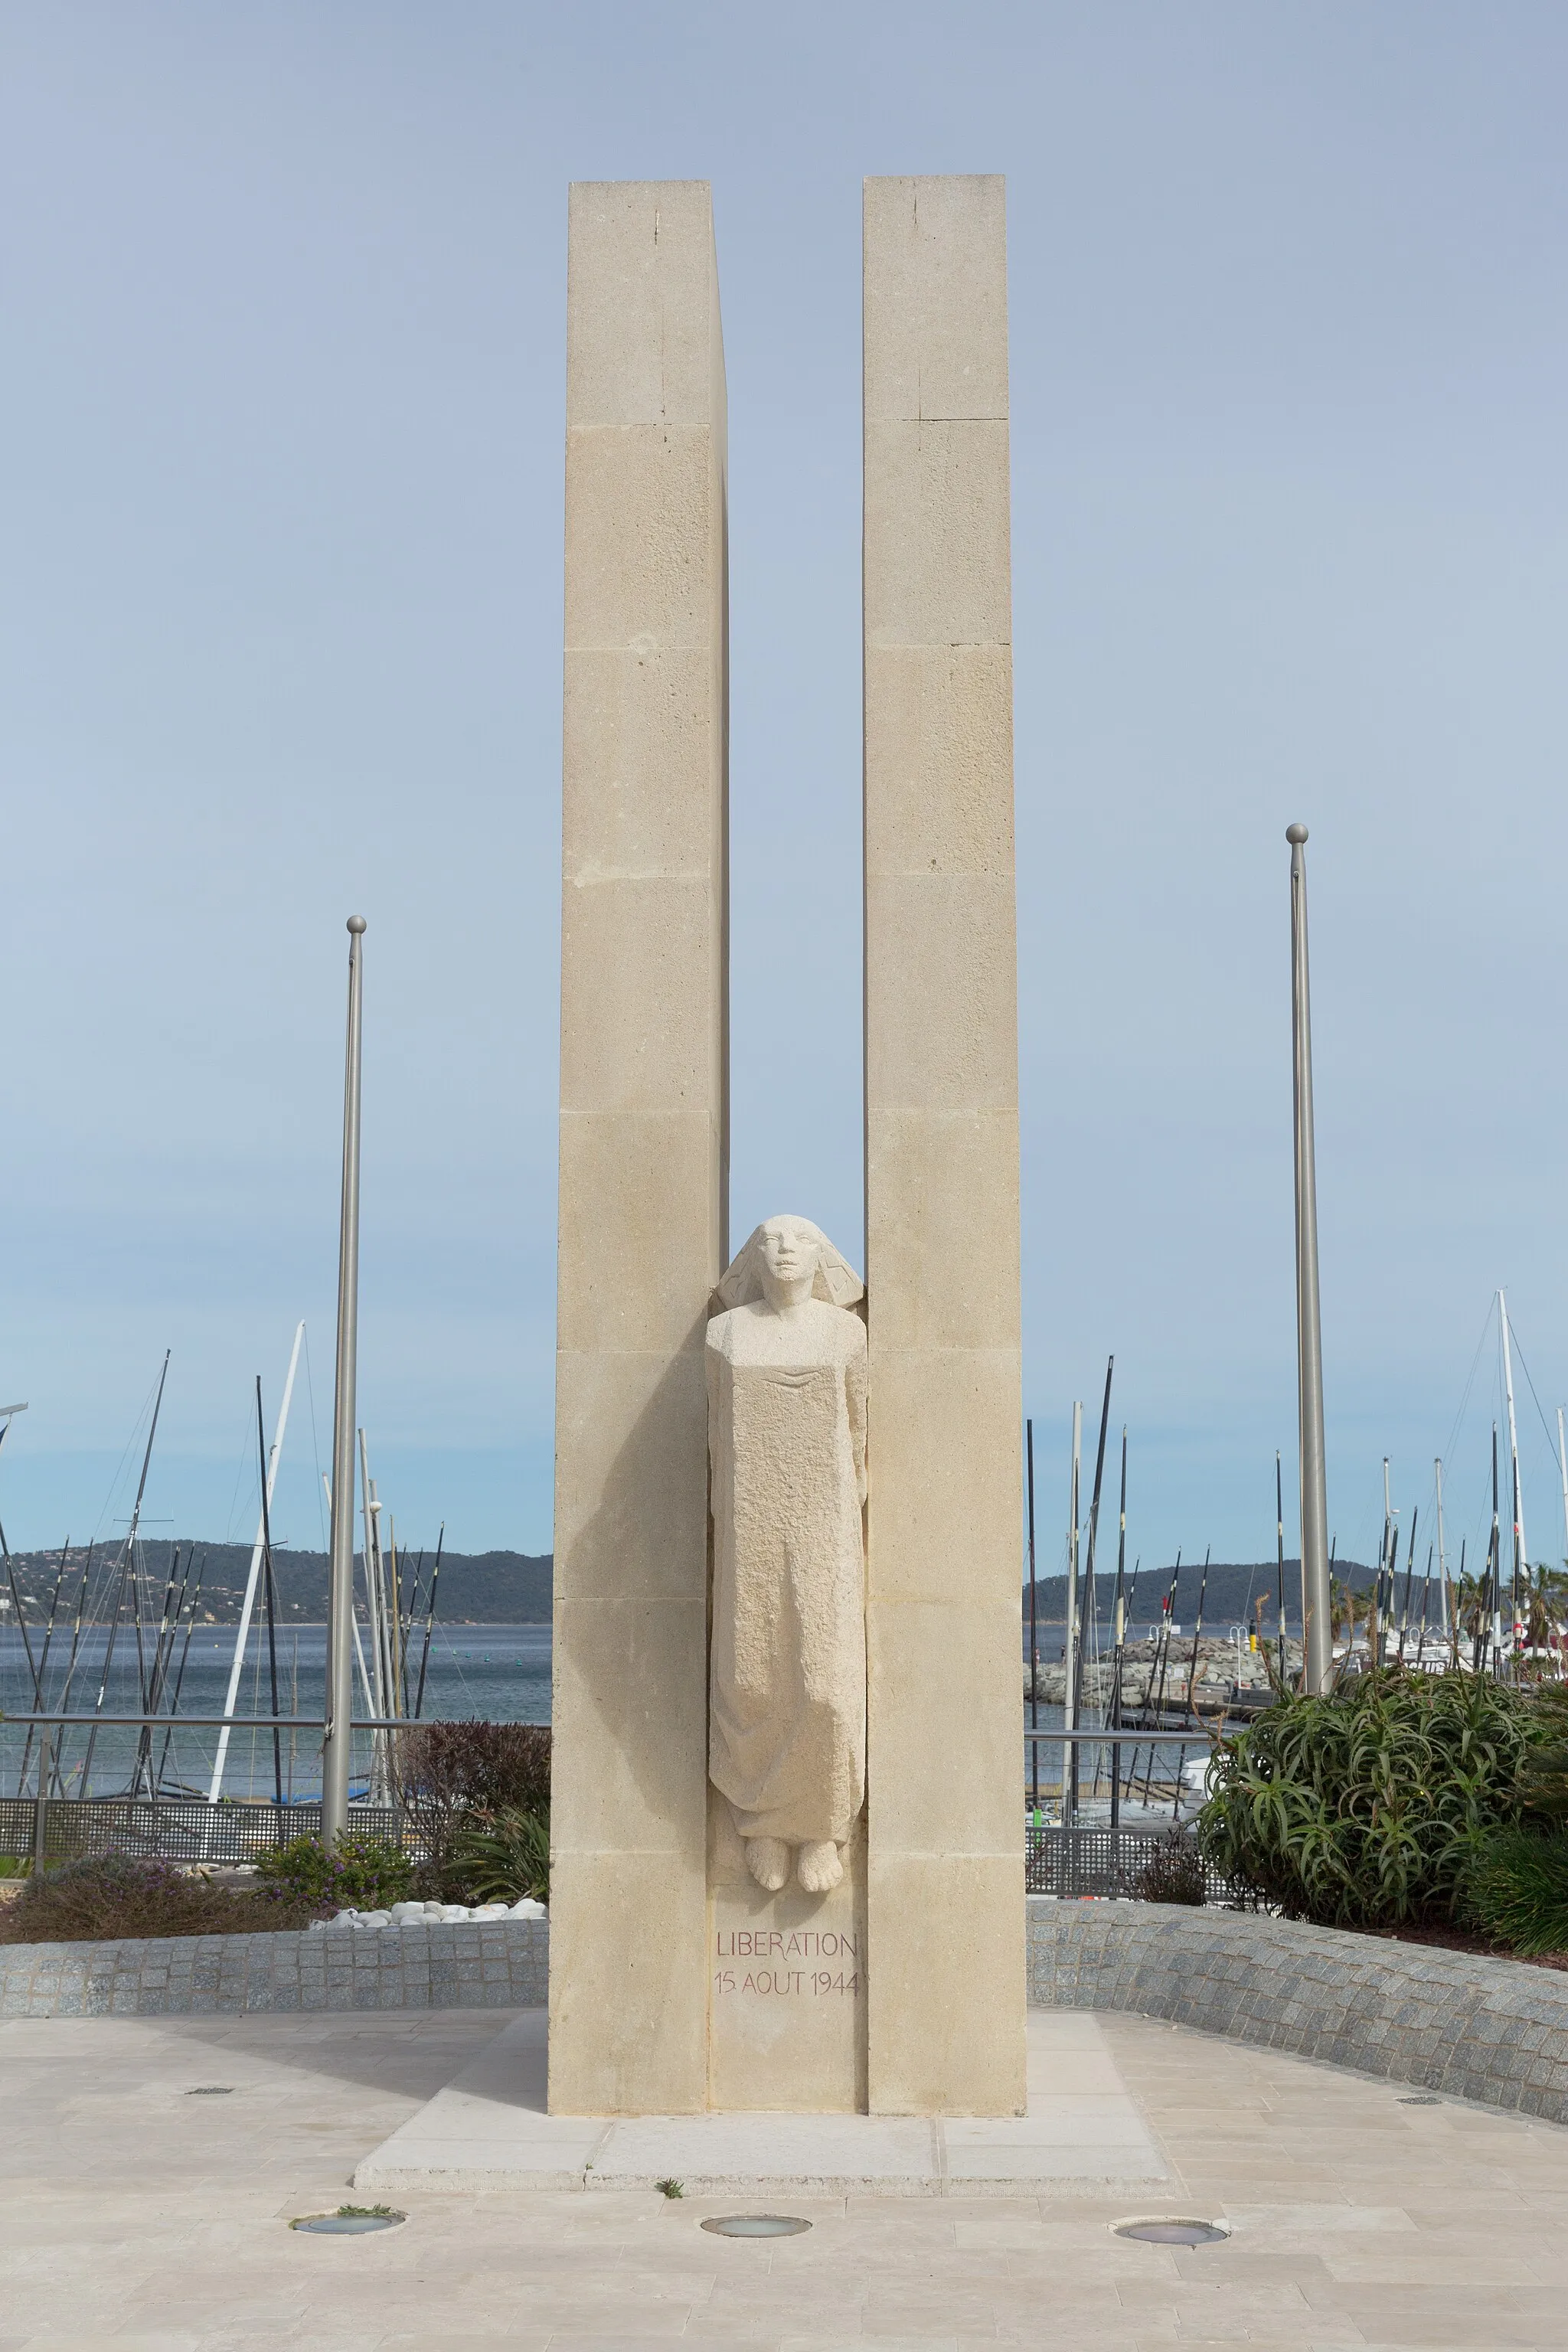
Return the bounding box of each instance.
[449,1805,550,1905]
[1461,1828,1568,1955]
[397,1719,550,1816]
[395,1720,551,1893]
[253,1832,413,1912]
[1516,1685,1568,1822]
[1135,1831,1206,1906]
[2,1854,319,1943]
[1197,1670,1545,1928]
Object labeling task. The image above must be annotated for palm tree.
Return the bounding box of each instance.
[1330,1576,1370,1649]
[1455,1570,1492,1656]
[1524,1567,1568,1673]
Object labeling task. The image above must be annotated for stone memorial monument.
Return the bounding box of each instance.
[550,175,1024,2120]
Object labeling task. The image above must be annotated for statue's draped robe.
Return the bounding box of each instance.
[707,1298,868,1847]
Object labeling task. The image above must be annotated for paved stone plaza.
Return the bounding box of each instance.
[5,2003,1568,2348]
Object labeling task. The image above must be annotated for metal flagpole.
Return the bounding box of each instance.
[322,916,367,1848]
[1287,825,1331,1693]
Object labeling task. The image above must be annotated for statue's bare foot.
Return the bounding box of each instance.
[744,1837,790,1891]
[795,1840,843,1893]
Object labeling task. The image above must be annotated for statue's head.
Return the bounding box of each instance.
[713,1216,864,1312]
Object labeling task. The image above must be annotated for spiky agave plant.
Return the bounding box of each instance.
[1197,1670,1544,1928]
[450,1805,550,1905]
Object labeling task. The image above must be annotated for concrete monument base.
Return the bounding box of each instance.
[354,2009,1165,2197]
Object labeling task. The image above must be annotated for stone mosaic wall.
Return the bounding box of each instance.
[0,1917,547,2017]
[1028,1897,1568,2124]
[5,1898,1566,2138]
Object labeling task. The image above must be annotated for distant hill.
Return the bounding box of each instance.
[1,1544,553,1625]
[5,1546,1390,1634]
[1022,1557,1380,1632]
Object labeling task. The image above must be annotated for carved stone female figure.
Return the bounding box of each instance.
[707,1217,867,1895]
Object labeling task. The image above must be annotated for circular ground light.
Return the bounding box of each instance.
[291,2209,405,2235]
[1116,2220,1229,2247]
[1399,2095,1442,2106]
[700,2215,812,2239]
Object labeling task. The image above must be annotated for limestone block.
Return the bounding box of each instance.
[564,425,722,654]
[864,874,1020,1109]
[862,175,1009,425]
[560,877,719,1113]
[550,1596,709,1851]
[563,647,725,882]
[552,1349,709,1600]
[866,1852,1027,2116]
[555,1111,720,1357]
[867,1599,1022,1853]
[862,1348,1022,1599]
[863,420,1012,649]
[863,645,1014,876]
[708,1817,867,2114]
[863,1111,1021,1351]
[567,180,726,432]
[548,1852,708,2115]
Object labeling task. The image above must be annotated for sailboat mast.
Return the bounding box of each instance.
[1486,1425,1502,1674]
[1063,1402,1082,1828]
[1275,1451,1287,1673]
[129,1541,184,1796]
[82,1351,171,1795]
[1435,1456,1449,1642]
[1183,1546,1212,1715]
[1108,1429,1129,1830]
[1025,1418,1038,1814]
[1500,1290,1529,1650]
[1082,1365,1116,1802]
[207,1322,303,1804]
[1137,1550,1182,1808]
[13,1539,68,1798]
[1396,1505,1418,1664]
[1419,1542,1434,1655]
[413,1524,444,1720]
[256,1378,284,1809]
[1073,1360,1114,1756]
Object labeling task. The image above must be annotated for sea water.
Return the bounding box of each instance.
[0,1623,550,1802]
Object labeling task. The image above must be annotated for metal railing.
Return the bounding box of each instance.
[0,1713,443,1866]
[1025,1821,1236,1903]
[0,1794,410,1866]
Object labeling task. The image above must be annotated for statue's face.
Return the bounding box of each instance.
[758,1217,820,1291]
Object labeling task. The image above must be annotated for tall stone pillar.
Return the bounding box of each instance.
[861,175,1027,2116]
[550,181,727,2116]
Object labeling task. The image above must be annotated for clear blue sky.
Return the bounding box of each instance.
[5,4,1566,1587]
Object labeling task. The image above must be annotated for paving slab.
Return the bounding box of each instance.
[5,2004,1568,2347]
[351,2009,1169,2197]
